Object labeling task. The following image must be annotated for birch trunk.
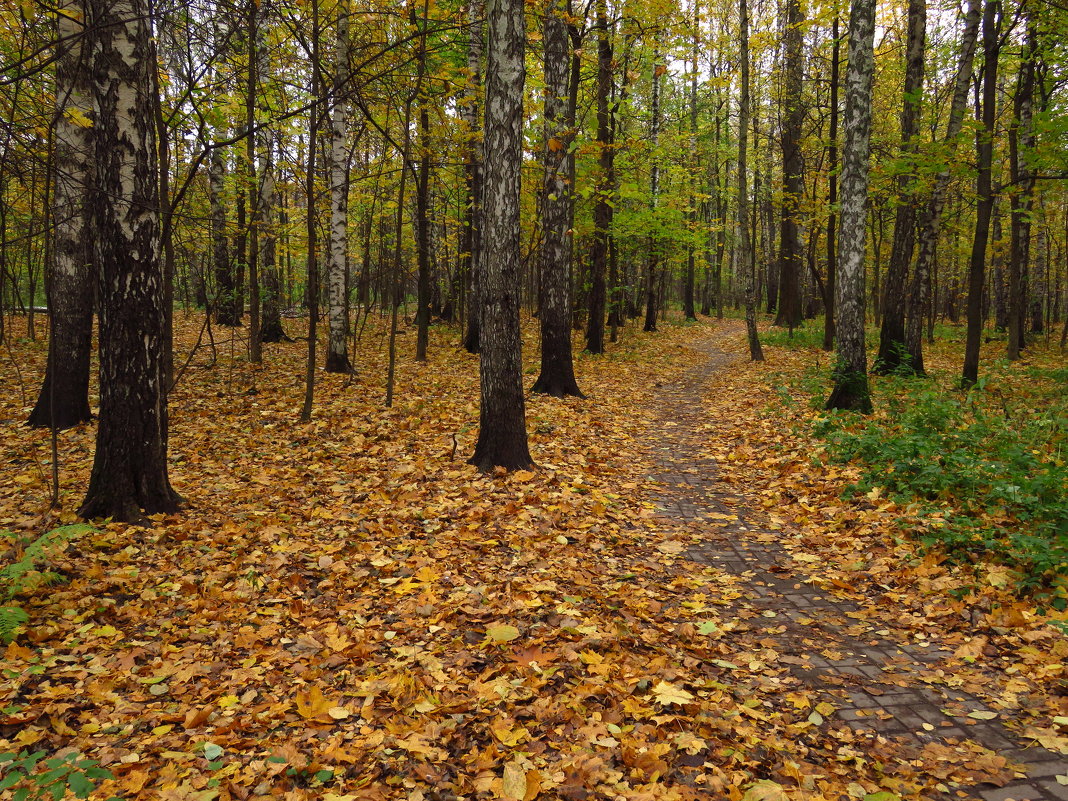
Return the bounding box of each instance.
[826,0,876,412]
[29,0,93,429]
[79,0,180,520]
[584,0,610,353]
[326,10,353,373]
[469,0,532,471]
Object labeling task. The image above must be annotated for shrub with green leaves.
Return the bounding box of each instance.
[813,369,1068,593]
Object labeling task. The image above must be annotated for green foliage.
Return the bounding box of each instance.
[761,324,827,350]
[813,372,1068,590]
[0,750,117,801]
[0,525,93,643]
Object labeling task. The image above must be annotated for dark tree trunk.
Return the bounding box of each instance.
[29,0,94,430]
[461,0,484,355]
[585,0,611,353]
[962,0,999,388]
[643,51,662,334]
[905,0,980,372]
[533,0,583,398]
[300,0,322,421]
[738,0,763,360]
[683,3,699,322]
[822,14,840,352]
[413,2,432,364]
[875,0,926,373]
[826,0,876,413]
[775,0,804,330]
[259,137,289,343]
[79,0,181,521]
[469,0,533,471]
[1007,21,1036,360]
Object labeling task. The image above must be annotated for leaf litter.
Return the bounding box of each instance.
[0,315,1064,799]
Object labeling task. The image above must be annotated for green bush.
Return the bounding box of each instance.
[814,373,1068,592]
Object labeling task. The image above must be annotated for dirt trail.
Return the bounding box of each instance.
[646,322,1066,801]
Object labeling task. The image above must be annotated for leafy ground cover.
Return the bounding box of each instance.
[0,313,1066,800]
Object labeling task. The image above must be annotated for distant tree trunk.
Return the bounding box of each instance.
[210,147,239,326]
[875,0,926,373]
[326,9,353,373]
[683,2,699,322]
[643,52,663,333]
[739,0,763,360]
[413,0,433,363]
[826,0,875,413]
[905,0,980,372]
[775,0,804,330]
[1007,21,1035,360]
[259,136,288,343]
[533,0,583,398]
[79,0,181,521]
[29,0,93,430]
[469,0,533,471]
[585,0,610,353]
[300,0,322,421]
[962,0,1000,388]
[822,14,840,352]
[246,0,262,363]
[462,0,485,354]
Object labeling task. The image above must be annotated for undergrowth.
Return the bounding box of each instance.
[808,360,1068,596]
[1,524,92,643]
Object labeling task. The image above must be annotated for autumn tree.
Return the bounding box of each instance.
[28,0,93,430]
[468,0,533,470]
[826,0,875,413]
[532,0,583,398]
[79,0,182,520]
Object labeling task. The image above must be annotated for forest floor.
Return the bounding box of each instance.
[0,311,1066,800]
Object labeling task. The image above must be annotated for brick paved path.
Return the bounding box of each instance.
[646,323,1067,801]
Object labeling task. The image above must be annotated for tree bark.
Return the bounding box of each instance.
[533,0,583,398]
[775,0,804,330]
[585,0,611,353]
[961,0,1000,388]
[469,0,533,471]
[79,0,181,520]
[875,0,926,373]
[826,0,876,413]
[738,0,763,360]
[905,0,980,372]
[462,0,485,354]
[326,9,354,373]
[29,0,94,430]
[822,15,840,352]
[643,51,663,333]
[1007,21,1035,360]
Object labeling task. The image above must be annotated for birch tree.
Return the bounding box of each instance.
[826,0,876,413]
[79,0,181,520]
[468,0,533,471]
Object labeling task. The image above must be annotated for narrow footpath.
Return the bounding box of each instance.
[645,322,1066,801]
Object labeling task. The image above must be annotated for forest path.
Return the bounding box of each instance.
[643,320,1066,801]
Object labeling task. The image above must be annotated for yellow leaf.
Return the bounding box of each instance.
[296,686,333,720]
[501,761,526,800]
[652,681,694,707]
[743,780,790,801]
[486,624,520,643]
